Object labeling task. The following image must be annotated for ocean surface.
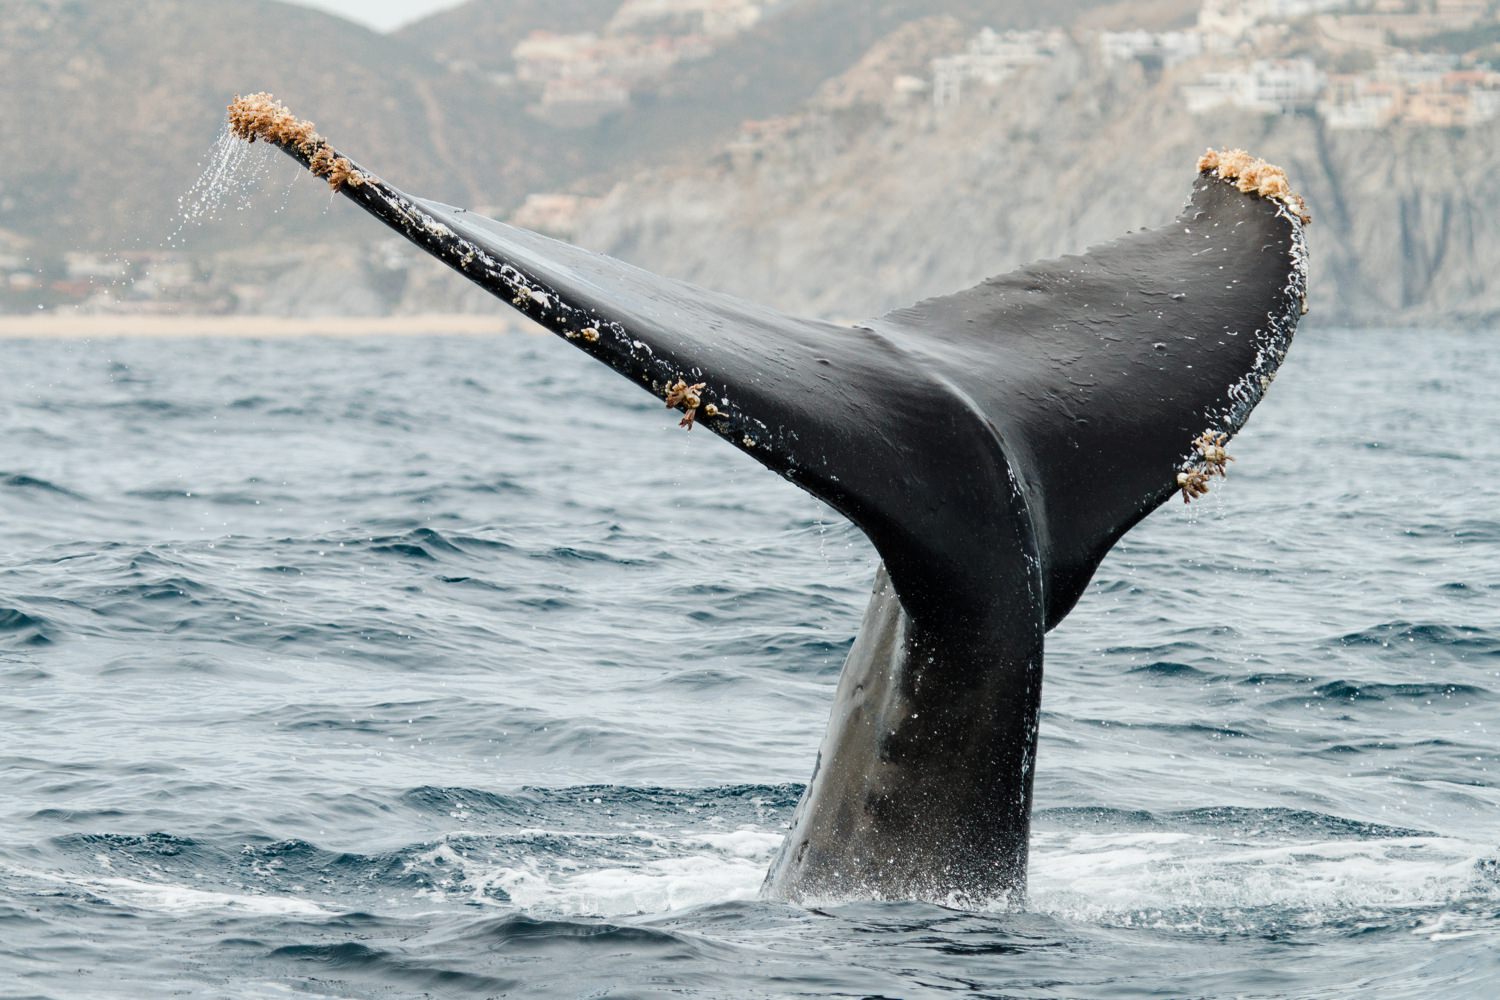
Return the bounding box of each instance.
[1,326,1497,998]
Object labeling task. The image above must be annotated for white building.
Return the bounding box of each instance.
[1317,89,1397,128]
[1183,58,1323,113]
[63,251,127,281]
[513,32,601,83]
[1099,30,1203,68]
[1470,88,1500,125]
[610,0,763,36]
[1377,51,1461,86]
[1199,0,1355,40]
[932,29,1068,110]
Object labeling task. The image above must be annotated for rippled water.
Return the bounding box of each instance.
[2,327,1497,998]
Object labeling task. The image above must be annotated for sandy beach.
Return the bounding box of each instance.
[0,313,526,338]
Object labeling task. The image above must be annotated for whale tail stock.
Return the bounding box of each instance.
[228,93,1309,904]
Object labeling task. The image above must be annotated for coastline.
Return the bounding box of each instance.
[0,313,525,338]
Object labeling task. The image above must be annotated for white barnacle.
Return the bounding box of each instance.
[1176,469,1211,503]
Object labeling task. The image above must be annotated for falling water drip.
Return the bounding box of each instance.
[165,120,280,248]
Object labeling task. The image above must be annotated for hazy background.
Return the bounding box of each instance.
[5,7,1500,996]
[2,0,1496,327]
[293,0,466,31]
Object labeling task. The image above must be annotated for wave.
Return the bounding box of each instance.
[1310,679,1492,702]
[1125,660,1219,679]
[400,783,801,825]
[39,798,1467,929]
[362,527,518,561]
[1029,825,1495,935]
[266,941,518,993]
[0,607,54,646]
[265,915,716,995]
[1,857,332,918]
[1333,621,1500,659]
[0,472,87,500]
[1036,805,1431,840]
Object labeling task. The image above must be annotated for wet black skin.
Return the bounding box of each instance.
[254,132,1307,904]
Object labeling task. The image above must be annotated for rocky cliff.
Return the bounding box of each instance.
[570,44,1500,328]
[4,0,1494,328]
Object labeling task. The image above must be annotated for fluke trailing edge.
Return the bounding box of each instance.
[226,93,1310,905]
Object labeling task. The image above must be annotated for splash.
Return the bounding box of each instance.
[166,121,282,249]
[1028,827,1493,934]
[377,817,1499,933]
[405,828,780,916]
[1,860,334,917]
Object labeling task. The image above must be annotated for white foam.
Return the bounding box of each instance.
[408,826,780,916]
[680,829,785,859]
[498,852,767,914]
[2,861,333,917]
[25,823,1485,928]
[1028,829,1489,930]
[1411,908,1492,942]
[395,821,1498,928]
[81,874,335,917]
[240,982,359,1000]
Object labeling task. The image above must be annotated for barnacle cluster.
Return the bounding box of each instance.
[1176,469,1212,503]
[665,379,708,429]
[1197,148,1310,226]
[228,92,365,192]
[1176,431,1236,503]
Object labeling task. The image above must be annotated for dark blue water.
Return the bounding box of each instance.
[2,328,1497,998]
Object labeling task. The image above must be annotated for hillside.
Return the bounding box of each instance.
[394,0,621,75]
[577,0,1120,164]
[572,76,1500,326]
[2,0,1496,327]
[0,0,587,251]
[567,13,1500,327]
[1,0,1126,251]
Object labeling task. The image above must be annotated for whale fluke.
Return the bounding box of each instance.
[227,93,1309,905]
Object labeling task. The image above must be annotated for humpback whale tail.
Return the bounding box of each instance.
[226,93,1309,905]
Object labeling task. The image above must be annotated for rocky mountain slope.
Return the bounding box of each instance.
[394,0,621,75]
[2,0,1495,327]
[1,0,1112,257]
[0,0,576,249]
[570,31,1500,327]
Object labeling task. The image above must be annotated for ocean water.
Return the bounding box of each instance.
[1,326,1497,998]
